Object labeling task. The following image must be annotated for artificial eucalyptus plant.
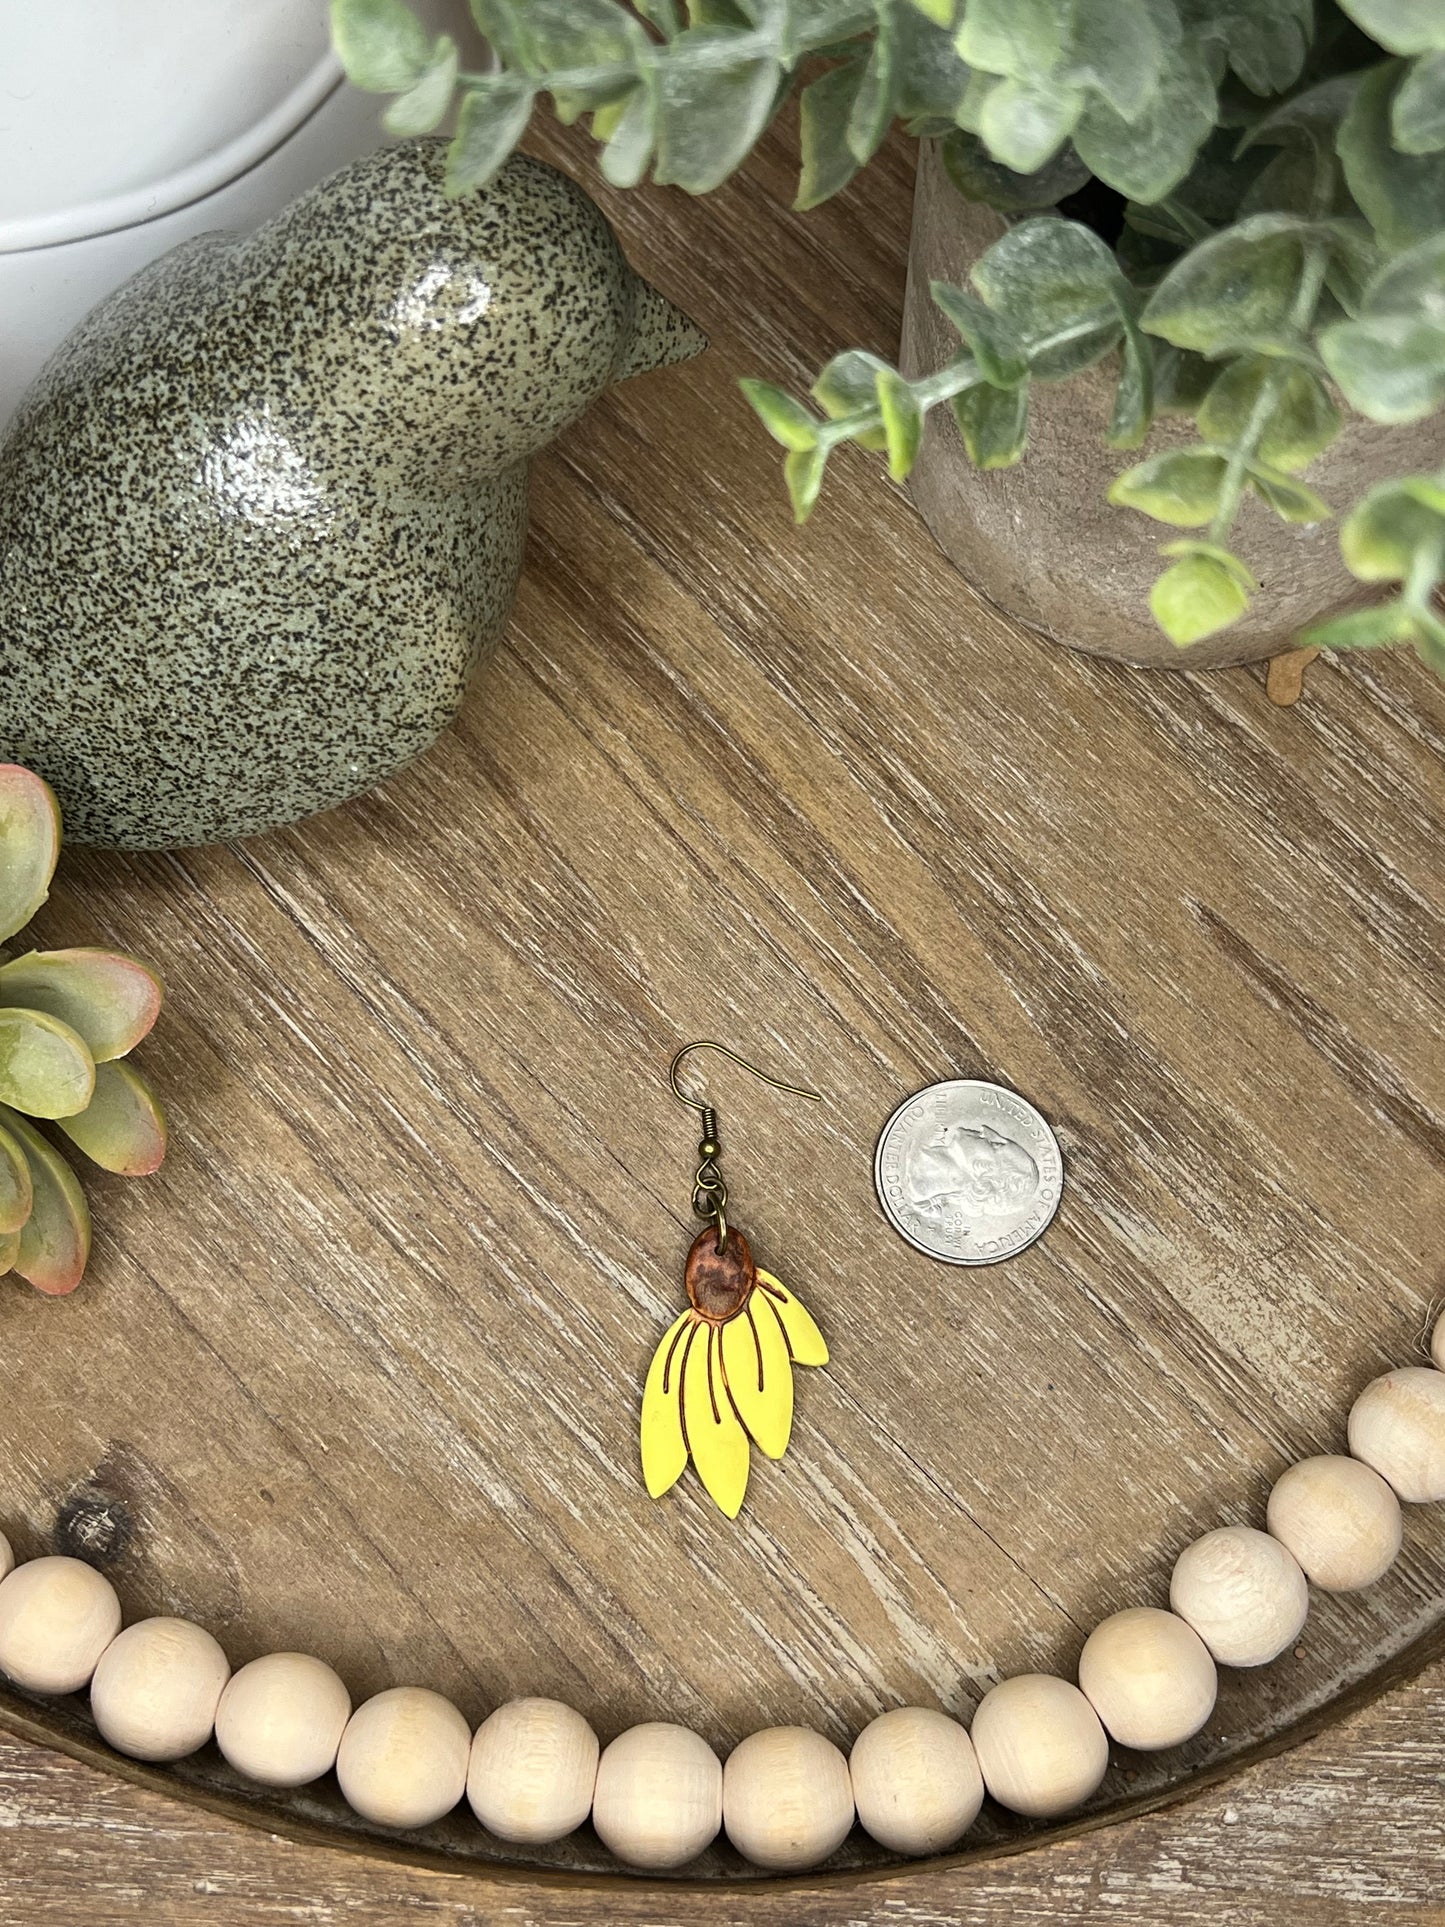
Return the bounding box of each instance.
[332,0,1445,670]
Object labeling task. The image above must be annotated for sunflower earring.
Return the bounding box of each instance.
[640,1042,830,1519]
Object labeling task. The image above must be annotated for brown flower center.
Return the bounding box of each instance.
[685,1224,756,1324]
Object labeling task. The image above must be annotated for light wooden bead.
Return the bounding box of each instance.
[1078,1607,1216,1751]
[0,1533,12,1581]
[0,1556,122,1694]
[969,1674,1108,1818]
[850,1706,983,1854]
[466,1696,598,1844]
[214,1652,351,1788]
[90,1617,230,1761]
[1267,1455,1403,1591]
[1169,1526,1308,1668]
[1348,1367,1445,1502]
[336,1686,471,1829]
[591,1721,723,1869]
[1432,1311,1445,1373]
[723,1726,854,1872]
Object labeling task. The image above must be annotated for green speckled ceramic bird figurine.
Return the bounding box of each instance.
[0,140,704,849]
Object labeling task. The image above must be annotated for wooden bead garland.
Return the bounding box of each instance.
[969,1674,1109,1819]
[849,1706,983,1854]
[336,1686,471,1829]
[214,1652,352,1788]
[0,1555,121,1694]
[1267,1455,1402,1592]
[1169,1526,1308,1668]
[466,1697,598,1845]
[89,1617,230,1762]
[1078,1607,1217,1751]
[591,1721,723,1869]
[2,1339,1445,1870]
[1348,1367,1445,1502]
[723,1726,854,1872]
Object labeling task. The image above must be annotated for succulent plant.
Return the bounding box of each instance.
[0,765,166,1295]
[333,0,1445,672]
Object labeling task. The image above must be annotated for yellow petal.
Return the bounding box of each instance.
[641,1311,692,1499]
[682,1323,749,1518]
[721,1299,793,1459]
[756,1271,829,1367]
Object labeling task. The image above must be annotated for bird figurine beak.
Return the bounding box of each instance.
[614,277,708,383]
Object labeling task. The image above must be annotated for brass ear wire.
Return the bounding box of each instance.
[667,1041,822,1252]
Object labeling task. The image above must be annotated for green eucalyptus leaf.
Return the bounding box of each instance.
[0,1105,90,1295]
[526,0,637,66]
[1109,447,1229,525]
[930,281,1027,385]
[446,76,536,193]
[1108,316,1155,449]
[848,27,896,165]
[0,1118,31,1237]
[739,379,821,450]
[978,76,1083,174]
[1338,60,1445,249]
[1062,0,1164,120]
[57,1061,168,1179]
[1150,548,1255,643]
[951,379,1030,466]
[636,0,683,32]
[1357,231,1445,320]
[654,26,781,193]
[1394,49,1445,152]
[331,0,436,92]
[0,765,61,946]
[904,0,955,25]
[785,444,829,521]
[0,949,163,1062]
[1338,473,1445,579]
[875,367,925,478]
[954,0,1067,78]
[892,3,972,118]
[599,81,659,186]
[1154,343,1219,413]
[811,351,892,448]
[1236,73,1358,157]
[1335,0,1445,56]
[382,32,459,134]
[797,60,866,206]
[1247,461,1330,522]
[940,129,1090,210]
[1072,27,1216,203]
[1159,537,1258,585]
[1197,358,1341,469]
[1306,603,1416,649]
[970,217,1126,378]
[0,1008,95,1119]
[1321,314,1445,421]
[1178,0,1311,97]
[1142,213,1315,355]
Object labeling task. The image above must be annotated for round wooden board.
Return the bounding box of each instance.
[2,123,1443,1894]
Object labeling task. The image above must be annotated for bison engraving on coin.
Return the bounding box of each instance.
[874,1080,1063,1266]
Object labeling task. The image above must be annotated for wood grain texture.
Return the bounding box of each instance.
[1,111,1443,1919]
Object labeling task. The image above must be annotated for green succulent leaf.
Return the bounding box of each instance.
[811,350,892,449]
[0,1118,32,1237]
[0,1230,17,1277]
[0,765,61,947]
[0,949,164,1063]
[1198,357,1341,469]
[1394,49,1445,151]
[1335,0,1445,57]
[785,443,829,521]
[446,76,536,194]
[1247,461,1330,522]
[740,379,820,450]
[1338,472,1445,580]
[1150,545,1257,643]
[930,282,1027,386]
[940,130,1091,211]
[970,217,1127,379]
[1142,213,1317,356]
[57,1061,168,1179]
[0,1008,95,1120]
[1338,60,1445,249]
[1109,447,1229,525]
[0,1105,91,1296]
[330,0,437,92]
[875,367,925,479]
[382,32,460,133]
[951,379,1030,466]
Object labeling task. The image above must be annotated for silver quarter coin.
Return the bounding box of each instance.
[873,1079,1064,1266]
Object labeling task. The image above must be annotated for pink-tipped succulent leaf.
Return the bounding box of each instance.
[0,949,163,1061]
[0,766,61,946]
[58,1060,167,1177]
[0,1119,33,1236]
[0,1007,95,1118]
[0,1106,92,1295]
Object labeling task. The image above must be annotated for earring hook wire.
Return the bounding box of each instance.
[667,1041,823,1113]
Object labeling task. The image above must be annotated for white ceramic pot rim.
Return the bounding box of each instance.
[0,51,342,256]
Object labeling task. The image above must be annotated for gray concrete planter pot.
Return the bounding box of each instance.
[900,140,1437,671]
